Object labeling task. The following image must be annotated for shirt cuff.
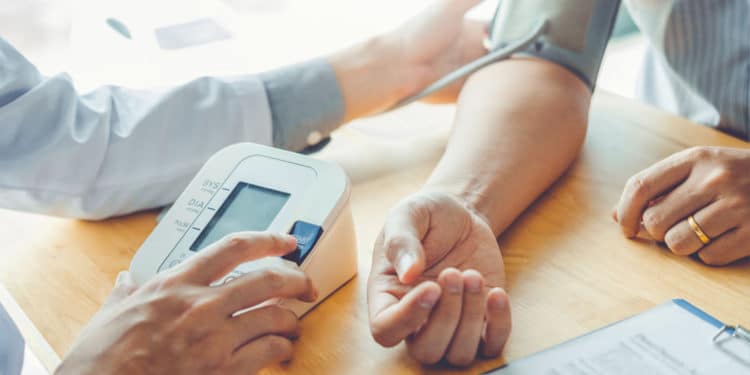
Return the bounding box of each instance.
[260,58,345,151]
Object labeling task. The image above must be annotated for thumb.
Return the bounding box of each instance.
[104,271,138,306]
[384,232,425,284]
[382,203,430,284]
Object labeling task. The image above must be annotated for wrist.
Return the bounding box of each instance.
[420,183,495,231]
[328,35,418,122]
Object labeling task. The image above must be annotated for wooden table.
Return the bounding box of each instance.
[1,92,749,374]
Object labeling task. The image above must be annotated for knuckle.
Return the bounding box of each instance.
[188,297,220,318]
[687,146,714,161]
[268,307,298,330]
[702,168,732,190]
[725,196,749,211]
[144,290,193,315]
[664,230,682,253]
[122,305,158,335]
[641,211,665,239]
[150,272,184,291]
[260,269,286,291]
[627,175,650,201]
[221,234,248,250]
[664,231,689,254]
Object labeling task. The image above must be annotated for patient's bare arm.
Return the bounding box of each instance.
[367,57,591,365]
[426,57,591,234]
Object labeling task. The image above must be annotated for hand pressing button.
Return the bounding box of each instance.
[283,221,323,265]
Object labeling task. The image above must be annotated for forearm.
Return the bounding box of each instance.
[425,58,591,235]
[328,37,418,123]
[297,0,489,136]
[263,35,421,150]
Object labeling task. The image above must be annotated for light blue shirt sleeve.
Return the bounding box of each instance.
[261,58,344,151]
[0,34,275,219]
[0,303,24,375]
[0,37,345,220]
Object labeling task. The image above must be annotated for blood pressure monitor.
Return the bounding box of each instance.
[130,143,358,316]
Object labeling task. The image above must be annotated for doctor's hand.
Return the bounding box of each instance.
[367,191,511,367]
[55,233,317,375]
[384,0,488,103]
[332,0,487,121]
[614,146,750,266]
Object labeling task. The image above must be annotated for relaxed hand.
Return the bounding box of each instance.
[614,146,750,265]
[331,0,488,121]
[368,191,511,367]
[385,0,488,103]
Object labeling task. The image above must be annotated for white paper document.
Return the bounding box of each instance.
[488,300,750,375]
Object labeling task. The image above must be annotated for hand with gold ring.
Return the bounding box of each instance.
[613,146,750,266]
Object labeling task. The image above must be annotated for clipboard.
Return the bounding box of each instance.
[485,299,750,375]
[670,299,750,345]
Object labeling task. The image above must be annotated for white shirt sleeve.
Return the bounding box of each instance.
[0,37,273,220]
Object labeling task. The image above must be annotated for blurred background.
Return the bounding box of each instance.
[0,0,646,112]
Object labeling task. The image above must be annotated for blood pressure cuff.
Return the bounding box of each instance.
[489,0,621,89]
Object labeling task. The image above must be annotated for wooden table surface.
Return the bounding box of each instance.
[1,91,749,374]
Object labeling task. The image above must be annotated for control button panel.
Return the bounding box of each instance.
[284,221,323,265]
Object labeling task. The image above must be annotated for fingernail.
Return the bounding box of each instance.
[396,252,415,278]
[466,276,482,293]
[490,288,506,310]
[285,235,298,247]
[446,273,462,294]
[419,288,440,309]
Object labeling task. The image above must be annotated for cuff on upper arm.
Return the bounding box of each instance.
[492,0,621,90]
[260,58,345,151]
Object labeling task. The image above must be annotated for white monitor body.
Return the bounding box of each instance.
[130,143,357,317]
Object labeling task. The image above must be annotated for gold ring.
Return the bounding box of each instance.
[688,215,711,245]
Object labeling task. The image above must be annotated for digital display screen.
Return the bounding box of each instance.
[191,183,290,251]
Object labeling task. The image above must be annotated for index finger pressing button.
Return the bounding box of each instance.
[183,232,297,285]
[283,221,323,265]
